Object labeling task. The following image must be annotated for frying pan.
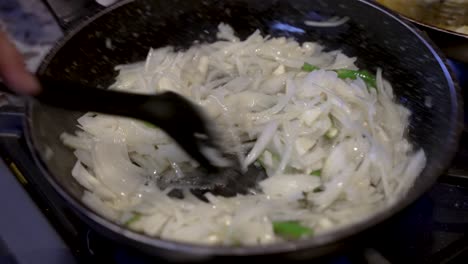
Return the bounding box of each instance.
[25,0,462,261]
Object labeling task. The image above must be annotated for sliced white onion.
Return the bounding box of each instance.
[304,16,350,27]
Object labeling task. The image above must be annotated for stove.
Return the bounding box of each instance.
[1,1,468,263]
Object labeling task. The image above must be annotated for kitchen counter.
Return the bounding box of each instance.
[0,0,62,71]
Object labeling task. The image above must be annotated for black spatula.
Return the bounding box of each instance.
[1,76,223,171]
[0,76,266,198]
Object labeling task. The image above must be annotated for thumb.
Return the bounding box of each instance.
[0,30,41,95]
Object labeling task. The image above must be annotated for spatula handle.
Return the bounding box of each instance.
[36,76,151,116]
[1,77,221,171]
[0,77,151,117]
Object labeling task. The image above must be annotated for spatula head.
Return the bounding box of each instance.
[157,159,267,200]
[138,91,231,172]
[139,92,268,199]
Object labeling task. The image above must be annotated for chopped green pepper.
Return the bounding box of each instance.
[335,69,376,88]
[124,213,142,226]
[142,121,157,128]
[302,62,319,72]
[310,169,322,177]
[273,221,313,239]
[232,240,242,247]
[257,151,280,169]
[325,127,339,139]
[301,64,376,88]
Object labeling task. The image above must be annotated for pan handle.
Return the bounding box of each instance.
[41,0,105,30]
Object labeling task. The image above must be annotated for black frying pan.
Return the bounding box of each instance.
[26,0,462,261]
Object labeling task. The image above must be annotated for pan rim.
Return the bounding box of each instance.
[27,0,463,257]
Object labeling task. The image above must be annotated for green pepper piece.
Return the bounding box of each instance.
[334,69,376,88]
[302,62,319,72]
[310,169,322,177]
[257,151,280,169]
[124,213,142,226]
[142,121,157,128]
[273,221,313,239]
[335,69,358,79]
[325,127,339,139]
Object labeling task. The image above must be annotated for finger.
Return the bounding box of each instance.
[0,30,40,95]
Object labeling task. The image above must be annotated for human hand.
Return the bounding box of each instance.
[0,30,40,95]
